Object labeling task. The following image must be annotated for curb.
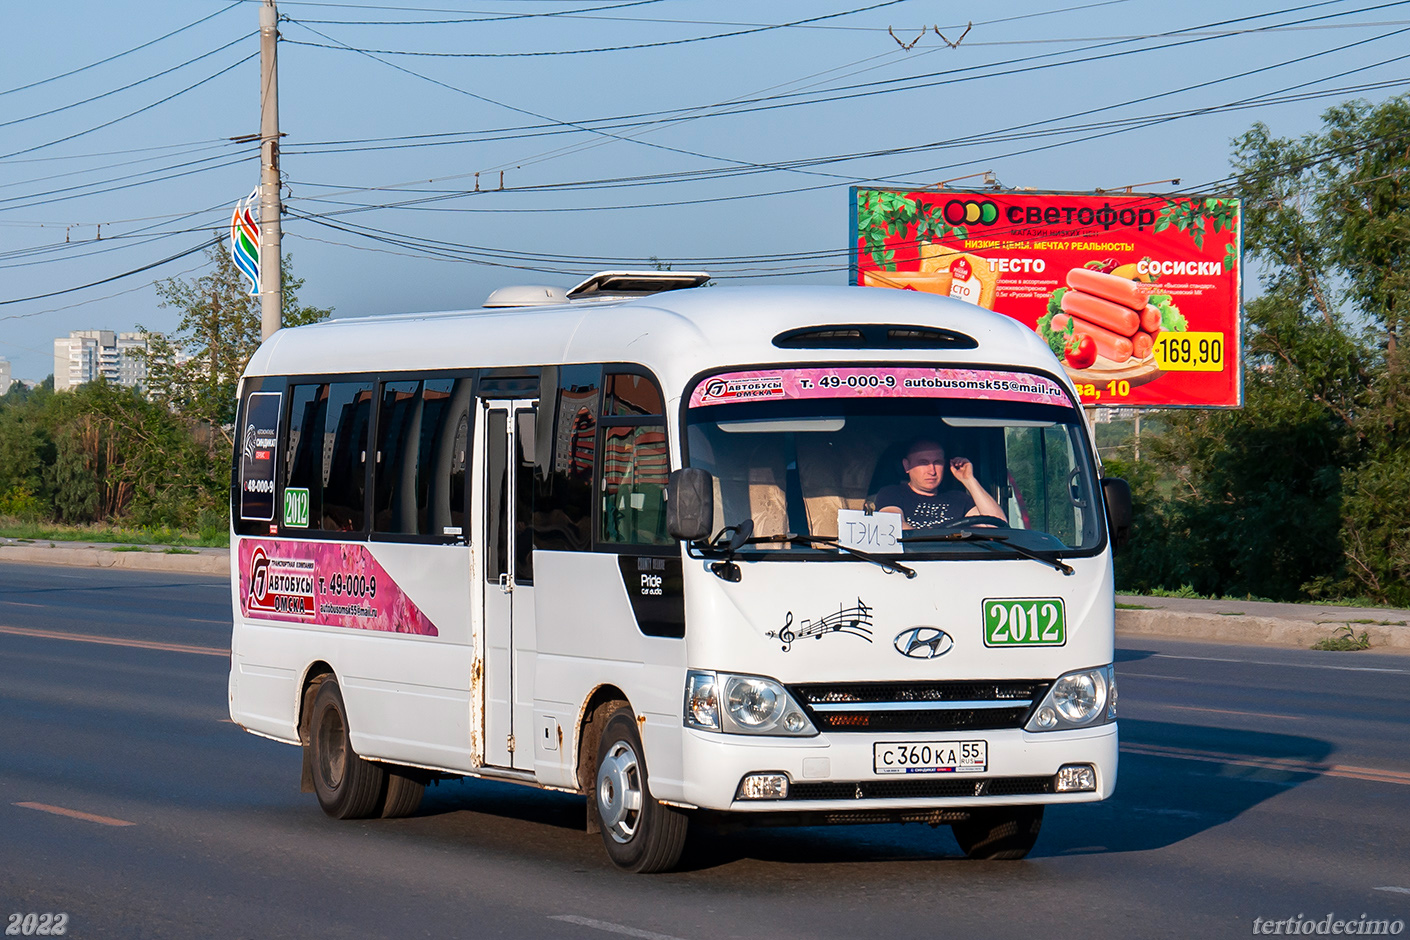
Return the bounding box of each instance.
[0,544,229,576]
[1116,608,1410,651]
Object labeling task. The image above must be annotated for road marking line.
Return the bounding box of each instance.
[1151,703,1305,721]
[1122,743,1410,786]
[1153,653,1409,674]
[549,915,689,940]
[1375,887,1410,895]
[15,802,135,827]
[0,624,227,657]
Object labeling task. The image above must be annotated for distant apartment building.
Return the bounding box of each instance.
[52,330,151,391]
[0,359,11,396]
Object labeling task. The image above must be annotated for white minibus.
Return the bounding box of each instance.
[229,273,1131,872]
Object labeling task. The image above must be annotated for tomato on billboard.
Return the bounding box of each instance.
[849,188,1243,408]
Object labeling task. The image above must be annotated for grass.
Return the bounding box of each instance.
[1311,625,1372,652]
[110,545,148,553]
[0,518,228,548]
[1129,583,1406,610]
[1115,602,1153,610]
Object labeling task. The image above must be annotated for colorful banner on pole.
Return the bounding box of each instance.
[231,188,260,296]
[850,188,1243,408]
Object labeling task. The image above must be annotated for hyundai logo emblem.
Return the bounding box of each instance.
[894,627,953,659]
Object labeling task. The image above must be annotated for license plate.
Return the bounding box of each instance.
[873,740,987,775]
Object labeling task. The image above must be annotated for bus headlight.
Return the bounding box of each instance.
[684,670,816,737]
[1025,665,1116,732]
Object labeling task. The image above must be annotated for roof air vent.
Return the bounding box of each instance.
[772,324,978,350]
[483,285,570,308]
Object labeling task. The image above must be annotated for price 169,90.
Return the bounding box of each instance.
[1153,331,1225,372]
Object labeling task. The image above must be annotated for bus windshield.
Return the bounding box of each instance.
[684,366,1103,557]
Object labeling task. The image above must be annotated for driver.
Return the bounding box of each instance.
[875,439,1006,529]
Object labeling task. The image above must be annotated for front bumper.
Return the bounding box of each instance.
[678,721,1118,813]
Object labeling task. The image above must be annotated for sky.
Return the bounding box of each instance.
[1,0,1408,382]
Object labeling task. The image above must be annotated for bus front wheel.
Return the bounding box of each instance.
[594,707,687,873]
[951,805,1044,860]
[309,678,386,820]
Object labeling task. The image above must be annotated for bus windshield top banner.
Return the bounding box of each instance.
[688,367,1070,408]
[850,188,1243,408]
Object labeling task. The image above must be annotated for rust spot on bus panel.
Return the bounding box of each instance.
[468,654,485,767]
[557,723,564,752]
[637,714,647,730]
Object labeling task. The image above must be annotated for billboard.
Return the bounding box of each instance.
[850,188,1242,408]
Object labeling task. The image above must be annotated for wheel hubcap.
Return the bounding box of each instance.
[597,740,644,844]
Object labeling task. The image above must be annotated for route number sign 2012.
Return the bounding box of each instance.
[983,598,1066,647]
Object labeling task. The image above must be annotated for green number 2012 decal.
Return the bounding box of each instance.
[982,598,1066,647]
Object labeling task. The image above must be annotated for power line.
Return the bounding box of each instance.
[282,0,914,56]
[280,0,1407,180]
[290,0,667,26]
[0,2,242,98]
[0,236,220,310]
[0,33,256,133]
[0,51,259,161]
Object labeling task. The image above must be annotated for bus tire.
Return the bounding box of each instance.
[594,707,687,873]
[309,678,386,820]
[951,805,1044,860]
[380,771,425,819]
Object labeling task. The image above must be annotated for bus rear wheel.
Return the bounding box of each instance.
[309,678,386,820]
[595,707,687,873]
[380,771,425,819]
[951,805,1044,860]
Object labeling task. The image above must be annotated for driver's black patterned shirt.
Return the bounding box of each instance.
[874,484,975,529]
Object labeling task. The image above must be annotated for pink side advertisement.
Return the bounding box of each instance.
[239,541,439,636]
[688,367,1069,409]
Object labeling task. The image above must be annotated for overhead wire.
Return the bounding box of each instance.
[0,33,256,133]
[279,0,1408,191]
[281,0,916,57]
[0,51,259,161]
[0,1,243,98]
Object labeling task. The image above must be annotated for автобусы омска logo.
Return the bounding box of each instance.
[893,627,953,659]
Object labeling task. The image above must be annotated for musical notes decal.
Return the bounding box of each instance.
[767,598,874,653]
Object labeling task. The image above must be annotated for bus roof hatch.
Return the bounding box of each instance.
[567,270,710,300]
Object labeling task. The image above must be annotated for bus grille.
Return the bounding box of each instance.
[787,775,1055,801]
[788,680,1048,733]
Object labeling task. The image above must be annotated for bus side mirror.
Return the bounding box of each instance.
[1102,477,1132,553]
[666,468,714,542]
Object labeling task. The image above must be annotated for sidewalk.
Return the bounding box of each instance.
[3,538,1407,651]
[1116,594,1410,651]
[0,538,228,576]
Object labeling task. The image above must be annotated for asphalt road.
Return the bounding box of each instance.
[2,561,1407,939]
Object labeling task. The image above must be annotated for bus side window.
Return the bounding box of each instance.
[373,380,422,534]
[233,378,282,536]
[598,371,670,548]
[321,381,374,533]
[419,377,473,538]
[371,376,474,540]
[533,364,598,553]
[284,383,327,533]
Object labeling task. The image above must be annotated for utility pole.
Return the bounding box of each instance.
[259,0,283,341]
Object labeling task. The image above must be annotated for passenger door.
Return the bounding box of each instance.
[480,399,537,771]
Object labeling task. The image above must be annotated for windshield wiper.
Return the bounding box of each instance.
[902,529,1074,575]
[748,533,916,579]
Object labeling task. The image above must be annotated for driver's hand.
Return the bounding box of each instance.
[950,457,975,482]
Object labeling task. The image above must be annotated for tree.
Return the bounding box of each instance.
[1125,95,1410,602]
[139,242,331,436]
